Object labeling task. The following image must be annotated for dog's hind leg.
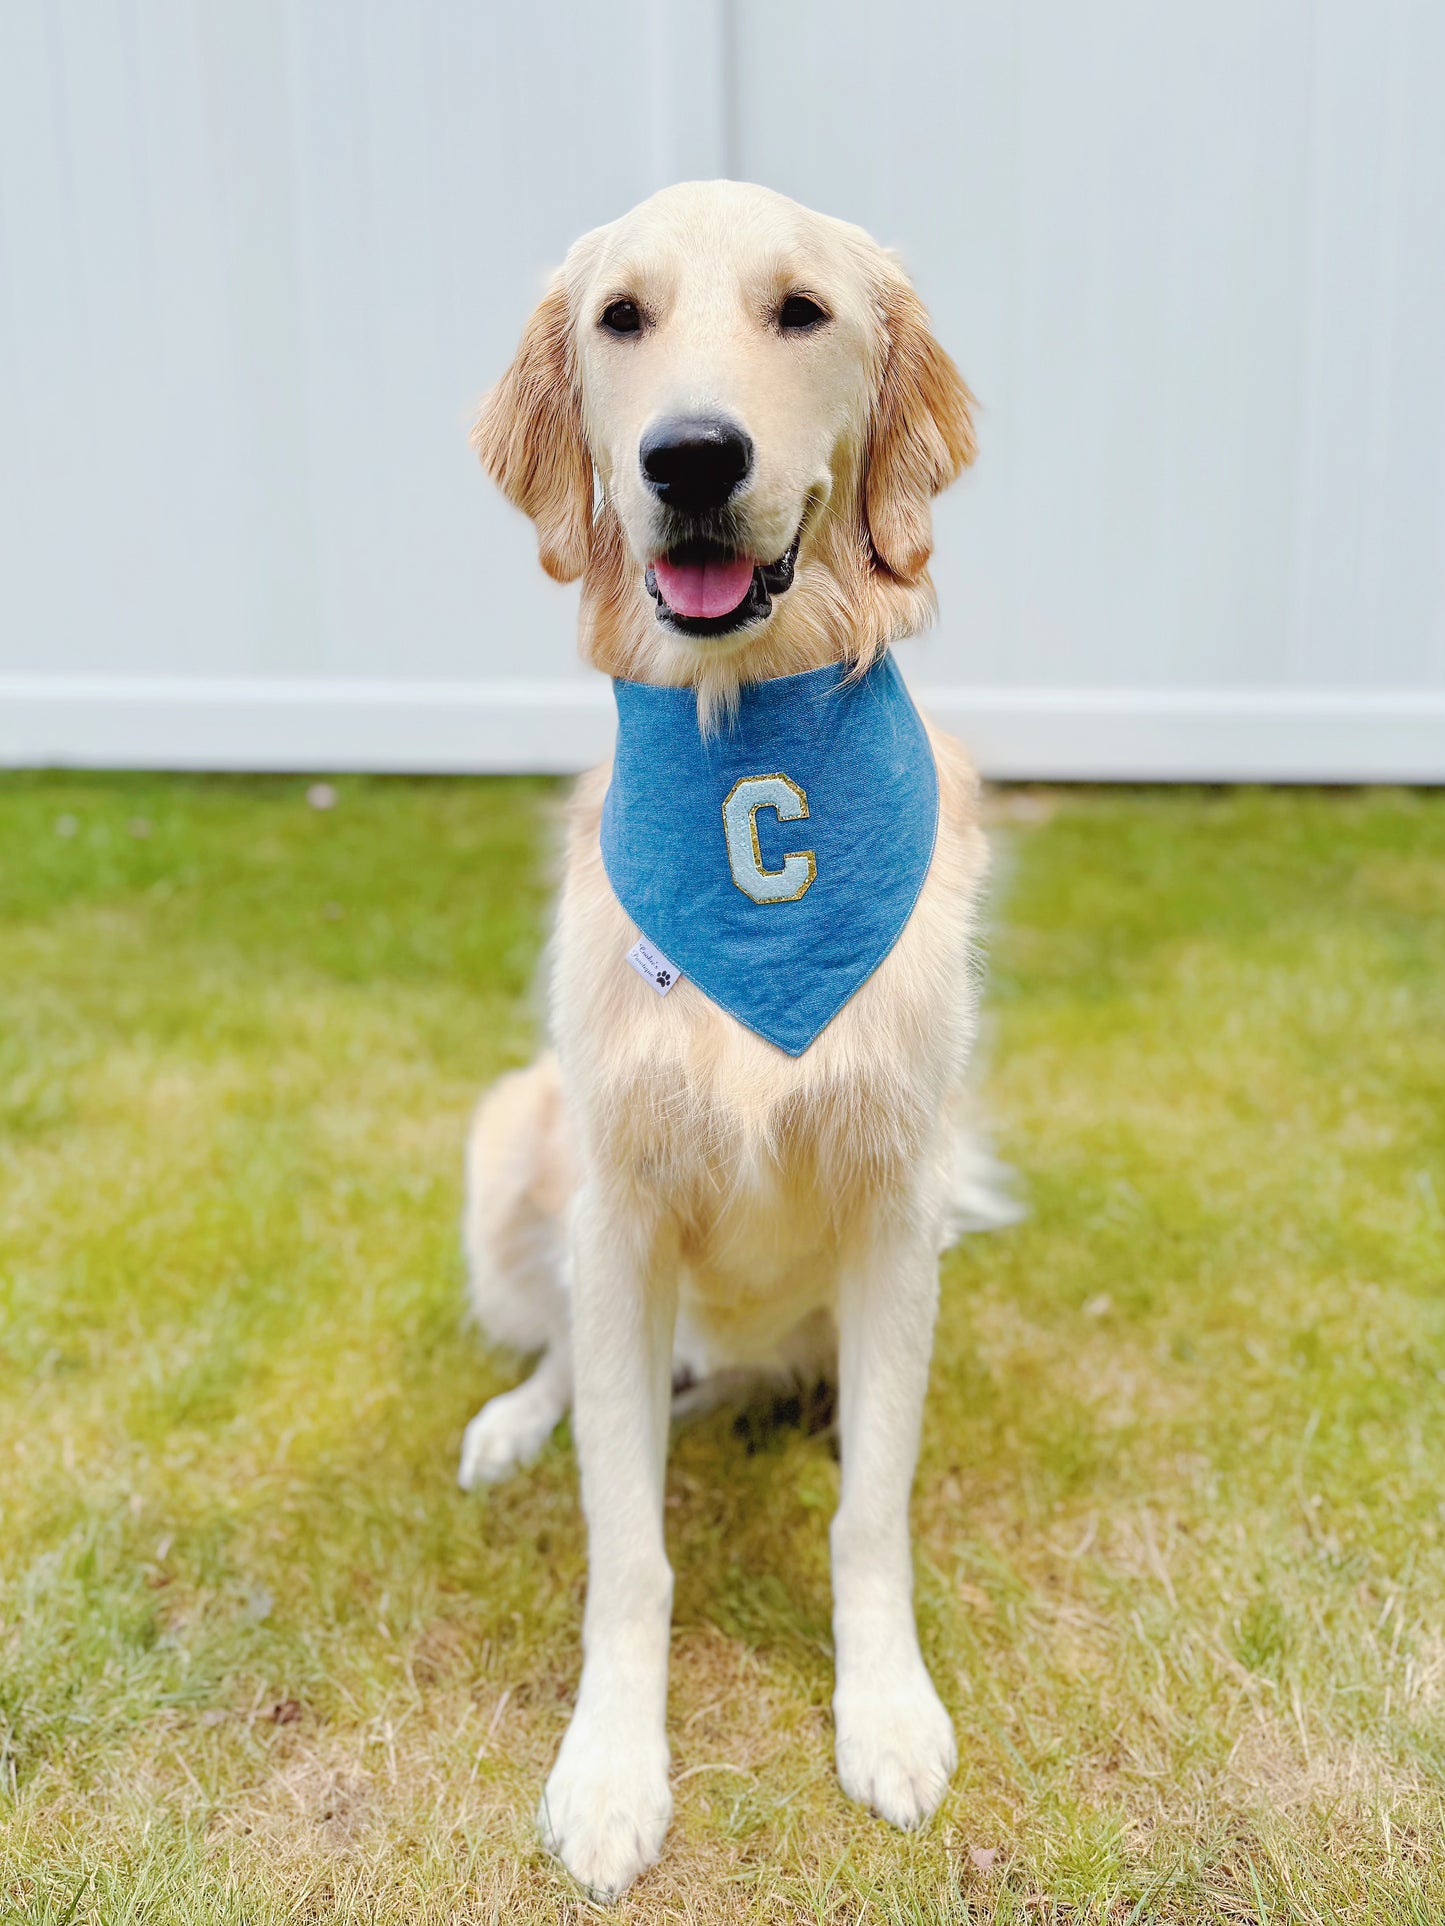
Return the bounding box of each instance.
[457,1055,576,1488]
[459,1331,571,1489]
[939,1091,1023,1247]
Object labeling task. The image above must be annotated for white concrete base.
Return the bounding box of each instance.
[1,677,1441,782]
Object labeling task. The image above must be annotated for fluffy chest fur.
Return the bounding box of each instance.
[547,723,987,1348]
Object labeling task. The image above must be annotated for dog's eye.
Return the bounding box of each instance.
[777,294,829,332]
[600,299,642,336]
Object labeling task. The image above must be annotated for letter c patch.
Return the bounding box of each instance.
[721,773,817,904]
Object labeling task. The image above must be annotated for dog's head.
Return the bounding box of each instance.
[475,181,975,682]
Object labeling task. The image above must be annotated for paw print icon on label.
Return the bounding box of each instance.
[625,937,681,997]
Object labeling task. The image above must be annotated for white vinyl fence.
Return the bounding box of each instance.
[2,0,1443,779]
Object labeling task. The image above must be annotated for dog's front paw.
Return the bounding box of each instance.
[539,1714,672,1898]
[834,1664,957,1829]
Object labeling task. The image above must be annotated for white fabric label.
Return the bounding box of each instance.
[625,936,680,996]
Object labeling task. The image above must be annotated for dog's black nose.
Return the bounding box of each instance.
[640,416,753,513]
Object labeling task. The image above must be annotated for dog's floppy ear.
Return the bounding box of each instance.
[472,275,592,583]
[863,274,976,584]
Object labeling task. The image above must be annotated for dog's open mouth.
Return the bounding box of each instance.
[645,538,799,638]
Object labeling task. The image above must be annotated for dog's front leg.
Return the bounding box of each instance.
[539,1184,677,1897]
[831,1213,957,1827]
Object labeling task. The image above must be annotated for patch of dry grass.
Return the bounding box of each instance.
[2,776,1444,1922]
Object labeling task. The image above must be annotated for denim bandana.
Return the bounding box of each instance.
[600,653,939,1056]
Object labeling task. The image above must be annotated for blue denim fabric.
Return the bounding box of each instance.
[600,653,939,1056]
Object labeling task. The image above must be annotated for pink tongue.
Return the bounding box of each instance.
[653,552,755,620]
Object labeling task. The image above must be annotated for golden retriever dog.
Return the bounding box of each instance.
[460,180,1010,1896]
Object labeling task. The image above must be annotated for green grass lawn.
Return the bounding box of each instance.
[2,774,1444,1924]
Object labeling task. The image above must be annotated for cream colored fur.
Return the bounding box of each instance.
[460,182,1011,1897]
